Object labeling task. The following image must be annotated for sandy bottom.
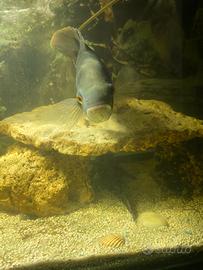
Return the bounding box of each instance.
[0,191,202,269]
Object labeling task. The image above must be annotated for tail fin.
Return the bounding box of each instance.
[50,27,81,59]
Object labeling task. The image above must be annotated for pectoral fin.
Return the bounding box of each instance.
[50,98,83,129]
[34,98,83,132]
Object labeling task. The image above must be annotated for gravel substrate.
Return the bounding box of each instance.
[0,192,202,270]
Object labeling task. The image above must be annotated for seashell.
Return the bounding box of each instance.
[138,211,169,228]
[99,234,125,248]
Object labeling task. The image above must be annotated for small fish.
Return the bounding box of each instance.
[50,27,114,126]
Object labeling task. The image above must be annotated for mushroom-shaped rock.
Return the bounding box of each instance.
[0,97,203,156]
[0,97,203,216]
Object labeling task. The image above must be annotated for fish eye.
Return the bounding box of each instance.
[76,95,83,104]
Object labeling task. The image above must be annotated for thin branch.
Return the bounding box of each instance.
[78,0,121,31]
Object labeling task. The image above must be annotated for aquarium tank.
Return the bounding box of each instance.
[0,0,203,269]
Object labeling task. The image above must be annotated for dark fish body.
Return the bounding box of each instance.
[50,27,114,124]
[75,30,114,122]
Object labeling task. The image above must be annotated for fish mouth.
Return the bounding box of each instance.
[86,104,112,123]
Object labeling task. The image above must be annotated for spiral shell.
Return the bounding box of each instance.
[99,234,125,248]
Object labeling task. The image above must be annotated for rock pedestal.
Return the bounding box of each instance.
[0,144,93,217]
[0,96,203,216]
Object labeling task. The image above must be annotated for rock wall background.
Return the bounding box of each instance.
[0,0,202,119]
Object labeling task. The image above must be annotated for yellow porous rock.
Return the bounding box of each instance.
[0,97,203,156]
[0,144,93,217]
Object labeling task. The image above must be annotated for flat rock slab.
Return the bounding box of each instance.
[0,97,203,156]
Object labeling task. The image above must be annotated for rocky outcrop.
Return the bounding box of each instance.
[0,144,93,217]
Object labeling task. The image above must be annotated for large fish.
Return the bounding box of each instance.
[50,27,114,126]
